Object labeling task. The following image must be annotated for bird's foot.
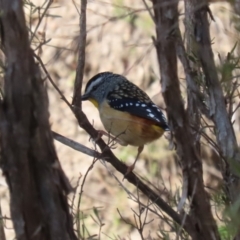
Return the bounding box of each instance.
[122,145,144,181]
[89,130,112,142]
[122,163,135,180]
[97,130,125,145]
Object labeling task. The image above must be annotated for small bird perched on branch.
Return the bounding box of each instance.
[81,72,169,174]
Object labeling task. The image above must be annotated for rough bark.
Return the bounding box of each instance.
[233,0,240,15]
[72,0,87,108]
[152,1,220,239]
[0,0,77,239]
[184,1,240,238]
[184,0,240,229]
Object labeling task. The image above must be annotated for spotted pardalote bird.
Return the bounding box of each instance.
[81,72,169,173]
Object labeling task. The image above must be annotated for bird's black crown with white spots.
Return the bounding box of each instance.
[83,72,169,131]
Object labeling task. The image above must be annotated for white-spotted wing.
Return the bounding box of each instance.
[107,97,169,131]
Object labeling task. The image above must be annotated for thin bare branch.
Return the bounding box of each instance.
[142,0,155,23]
[0,203,6,240]
[77,157,98,239]
[34,53,73,109]
[30,0,53,43]
[52,131,101,158]
[72,0,87,107]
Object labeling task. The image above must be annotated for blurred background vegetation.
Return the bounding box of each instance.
[0,0,240,239]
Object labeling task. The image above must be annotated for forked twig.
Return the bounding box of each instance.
[76,157,98,239]
[30,0,53,43]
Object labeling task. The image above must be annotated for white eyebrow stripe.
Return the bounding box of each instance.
[85,76,103,94]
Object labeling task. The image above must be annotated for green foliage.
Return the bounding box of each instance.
[218,225,233,240]
[113,0,138,25]
[112,0,153,35]
[218,42,240,94]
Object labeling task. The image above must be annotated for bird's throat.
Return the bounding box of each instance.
[89,98,99,108]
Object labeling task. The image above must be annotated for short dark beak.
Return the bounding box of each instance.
[81,93,89,101]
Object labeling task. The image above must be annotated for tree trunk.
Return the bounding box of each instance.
[0,1,77,239]
[152,0,221,239]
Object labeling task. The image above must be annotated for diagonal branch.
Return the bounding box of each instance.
[52,126,186,230]
[52,130,101,158]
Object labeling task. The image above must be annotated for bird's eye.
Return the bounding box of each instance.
[92,85,98,91]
